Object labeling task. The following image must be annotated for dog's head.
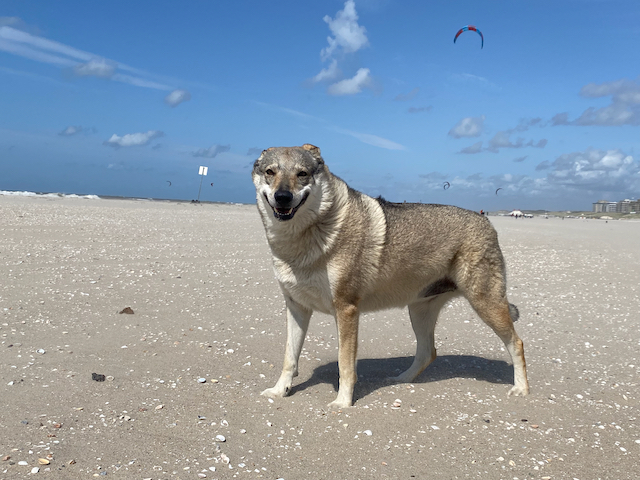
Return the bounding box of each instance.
[252,144,325,221]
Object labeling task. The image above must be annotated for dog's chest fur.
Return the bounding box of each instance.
[264,191,386,315]
[265,210,343,314]
[273,256,334,314]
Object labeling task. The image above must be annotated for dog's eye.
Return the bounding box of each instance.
[297,171,308,177]
[265,169,275,176]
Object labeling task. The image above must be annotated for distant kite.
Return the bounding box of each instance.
[167,181,172,186]
[495,187,503,195]
[454,25,484,49]
[210,183,214,186]
[443,182,450,190]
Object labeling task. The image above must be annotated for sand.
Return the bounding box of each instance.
[1,194,639,479]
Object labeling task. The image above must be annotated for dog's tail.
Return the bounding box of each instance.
[509,303,520,323]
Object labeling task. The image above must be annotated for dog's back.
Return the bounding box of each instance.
[333,193,508,313]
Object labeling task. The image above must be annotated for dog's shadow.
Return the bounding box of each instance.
[290,355,514,403]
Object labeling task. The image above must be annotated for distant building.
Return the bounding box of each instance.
[592,200,609,213]
[618,200,631,213]
[593,198,639,213]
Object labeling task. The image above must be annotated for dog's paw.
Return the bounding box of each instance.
[261,386,289,398]
[327,399,352,410]
[507,385,529,397]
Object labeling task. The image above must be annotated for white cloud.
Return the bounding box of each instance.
[0,32,76,67]
[573,102,638,126]
[312,1,371,96]
[453,117,546,153]
[336,128,405,150]
[535,161,551,171]
[448,115,485,138]
[553,77,640,126]
[327,68,371,95]
[580,79,640,104]
[257,101,403,150]
[457,141,483,154]
[407,147,638,209]
[112,74,171,90]
[103,130,164,148]
[486,132,547,153]
[487,131,522,151]
[74,58,116,78]
[321,0,369,61]
[512,117,543,132]
[458,135,546,154]
[312,59,340,83]
[164,89,192,107]
[59,125,83,136]
[551,112,569,126]
[0,23,176,93]
[544,148,639,190]
[0,25,92,65]
[192,144,231,158]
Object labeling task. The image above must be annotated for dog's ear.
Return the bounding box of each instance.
[253,150,266,172]
[302,144,323,164]
[302,144,320,154]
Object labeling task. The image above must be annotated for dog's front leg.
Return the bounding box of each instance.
[261,296,312,399]
[328,302,360,409]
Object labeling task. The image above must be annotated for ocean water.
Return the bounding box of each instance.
[0,190,101,200]
[0,190,249,206]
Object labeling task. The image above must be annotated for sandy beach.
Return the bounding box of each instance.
[1,194,639,480]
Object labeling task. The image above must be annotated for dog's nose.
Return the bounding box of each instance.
[274,190,293,206]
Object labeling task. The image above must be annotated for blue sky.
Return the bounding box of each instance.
[1,0,639,210]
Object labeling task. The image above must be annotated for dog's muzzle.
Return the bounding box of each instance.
[266,190,308,221]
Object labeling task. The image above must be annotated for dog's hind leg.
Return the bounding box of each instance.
[392,293,454,383]
[466,293,529,396]
[261,296,312,399]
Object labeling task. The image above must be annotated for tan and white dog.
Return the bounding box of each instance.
[252,144,529,409]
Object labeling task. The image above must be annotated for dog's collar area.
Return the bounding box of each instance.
[265,192,308,221]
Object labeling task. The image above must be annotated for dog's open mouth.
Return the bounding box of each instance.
[266,192,308,221]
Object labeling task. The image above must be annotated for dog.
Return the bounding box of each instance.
[252,144,529,408]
